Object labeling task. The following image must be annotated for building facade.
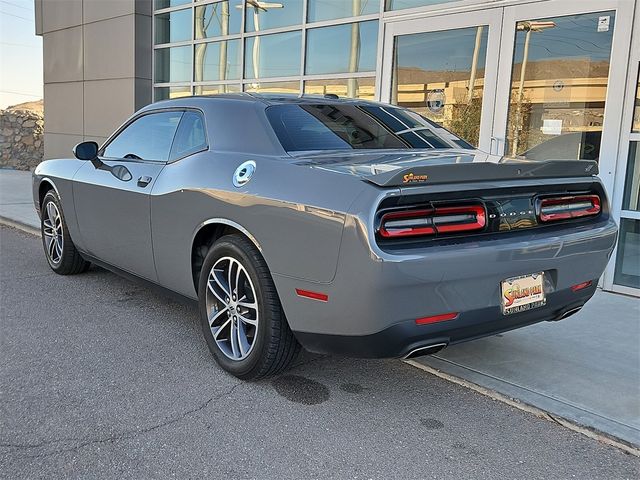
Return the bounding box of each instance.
[35,0,640,295]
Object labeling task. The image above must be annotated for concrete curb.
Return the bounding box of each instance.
[0,216,40,236]
[405,359,640,457]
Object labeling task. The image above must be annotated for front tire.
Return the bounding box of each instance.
[198,235,300,380]
[40,190,90,275]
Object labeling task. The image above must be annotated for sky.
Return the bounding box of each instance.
[0,0,42,109]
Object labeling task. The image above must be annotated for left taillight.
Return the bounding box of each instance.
[379,204,486,238]
[538,195,601,222]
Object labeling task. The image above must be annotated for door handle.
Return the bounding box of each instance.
[137,175,152,188]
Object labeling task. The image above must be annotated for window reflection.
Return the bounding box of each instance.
[307,0,380,22]
[633,68,640,133]
[392,26,489,147]
[386,0,456,11]
[244,31,302,79]
[614,219,640,289]
[245,0,303,32]
[195,1,242,39]
[244,81,300,95]
[195,39,241,82]
[155,86,192,101]
[623,142,640,212]
[155,0,190,10]
[306,21,378,75]
[155,46,192,83]
[155,8,192,44]
[195,84,241,95]
[505,12,615,161]
[304,77,375,100]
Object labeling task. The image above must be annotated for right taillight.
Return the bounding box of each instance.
[538,195,601,222]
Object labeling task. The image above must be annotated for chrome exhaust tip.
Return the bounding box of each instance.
[403,342,448,360]
[556,306,583,321]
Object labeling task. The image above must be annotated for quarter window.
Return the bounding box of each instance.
[170,111,208,160]
[103,111,183,162]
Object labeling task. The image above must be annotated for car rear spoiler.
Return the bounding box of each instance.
[362,160,599,187]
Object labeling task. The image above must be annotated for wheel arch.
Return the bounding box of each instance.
[37,178,60,211]
[190,218,264,294]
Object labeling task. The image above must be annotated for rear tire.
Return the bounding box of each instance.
[40,190,90,275]
[198,234,300,380]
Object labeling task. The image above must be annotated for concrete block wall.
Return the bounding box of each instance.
[35,0,153,159]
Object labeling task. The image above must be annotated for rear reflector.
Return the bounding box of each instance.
[380,205,485,238]
[295,289,329,302]
[415,312,459,325]
[570,280,593,292]
[539,195,601,222]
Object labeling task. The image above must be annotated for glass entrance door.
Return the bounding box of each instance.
[492,0,635,197]
[380,10,503,153]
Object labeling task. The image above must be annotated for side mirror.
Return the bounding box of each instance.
[73,141,99,161]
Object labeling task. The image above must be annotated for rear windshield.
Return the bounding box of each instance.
[265,103,473,152]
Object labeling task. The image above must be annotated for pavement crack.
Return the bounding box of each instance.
[1,382,244,459]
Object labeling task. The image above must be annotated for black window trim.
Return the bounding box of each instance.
[167,109,209,163]
[98,107,209,164]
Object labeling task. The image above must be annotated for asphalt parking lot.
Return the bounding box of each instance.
[1,225,638,479]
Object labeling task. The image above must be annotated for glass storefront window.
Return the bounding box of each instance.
[386,0,457,11]
[244,81,301,95]
[194,39,241,81]
[304,77,375,100]
[154,86,192,101]
[391,25,489,147]
[623,142,640,212]
[307,0,380,23]
[155,0,190,10]
[195,1,242,39]
[244,31,302,79]
[195,84,241,95]
[614,219,640,289]
[245,0,303,32]
[155,8,192,44]
[633,69,640,133]
[305,21,378,75]
[504,12,615,161]
[155,46,192,83]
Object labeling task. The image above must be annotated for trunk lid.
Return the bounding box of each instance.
[291,149,599,187]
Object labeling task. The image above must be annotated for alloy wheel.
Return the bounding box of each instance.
[42,201,64,265]
[205,256,259,361]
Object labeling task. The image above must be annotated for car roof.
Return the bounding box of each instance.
[150,92,386,108]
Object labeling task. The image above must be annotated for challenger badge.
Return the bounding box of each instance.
[403,172,428,184]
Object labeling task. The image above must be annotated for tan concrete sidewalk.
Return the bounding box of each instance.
[416,290,640,447]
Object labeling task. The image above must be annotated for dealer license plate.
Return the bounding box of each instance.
[501,272,546,315]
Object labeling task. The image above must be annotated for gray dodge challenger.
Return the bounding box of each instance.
[32,94,617,379]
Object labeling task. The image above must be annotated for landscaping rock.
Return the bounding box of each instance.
[0,100,43,170]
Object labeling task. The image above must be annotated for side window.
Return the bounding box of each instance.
[169,111,208,161]
[102,111,183,162]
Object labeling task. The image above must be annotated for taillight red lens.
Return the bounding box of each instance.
[538,195,601,222]
[570,280,593,292]
[379,204,486,238]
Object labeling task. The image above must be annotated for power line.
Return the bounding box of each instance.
[0,90,42,98]
[0,9,31,21]
[0,0,31,11]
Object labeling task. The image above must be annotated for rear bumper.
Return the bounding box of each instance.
[274,212,617,357]
[293,282,597,358]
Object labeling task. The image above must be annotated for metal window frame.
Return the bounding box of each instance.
[152,0,385,100]
[604,1,640,295]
